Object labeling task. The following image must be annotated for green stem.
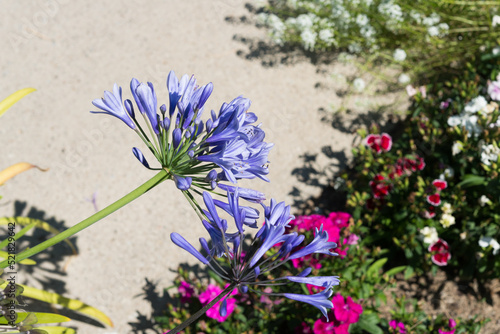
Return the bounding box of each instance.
[0,170,170,269]
[168,282,236,334]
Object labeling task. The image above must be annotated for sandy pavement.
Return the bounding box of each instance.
[0,1,393,333]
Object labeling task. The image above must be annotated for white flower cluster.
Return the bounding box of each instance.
[447,96,486,137]
[479,236,500,255]
[378,0,403,30]
[440,203,455,228]
[420,226,438,244]
[393,48,406,61]
[480,142,500,166]
[257,13,286,44]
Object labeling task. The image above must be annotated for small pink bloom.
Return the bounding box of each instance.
[440,100,450,109]
[313,314,350,334]
[332,295,363,324]
[296,321,313,334]
[365,133,392,153]
[406,85,417,97]
[427,193,441,206]
[421,206,436,219]
[488,80,500,101]
[432,179,447,190]
[389,320,406,333]
[419,86,427,98]
[199,284,237,322]
[438,318,457,334]
[370,174,391,199]
[429,239,451,266]
[344,234,359,245]
[178,281,195,303]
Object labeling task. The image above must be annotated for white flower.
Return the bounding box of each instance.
[393,48,407,61]
[420,226,439,244]
[441,203,453,215]
[438,23,449,35]
[353,78,366,92]
[440,167,454,180]
[410,10,422,24]
[493,46,500,55]
[440,213,456,228]
[479,195,492,207]
[452,141,463,156]
[493,15,500,27]
[479,236,500,255]
[348,42,362,54]
[423,13,440,26]
[300,29,317,50]
[296,14,315,30]
[318,29,334,44]
[448,112,482,137]
[480,143,500,165]
[360,25,376,40]
[428,26,439,37]
[356,14,369,27]
[398,73,410,84]
[488,81,500,101]
[363,0,374,6]
[464,96,488,114]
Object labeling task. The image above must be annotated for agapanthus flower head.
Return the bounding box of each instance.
[91,71,272,192]
[170,190,340,320]
[428,238,451,266]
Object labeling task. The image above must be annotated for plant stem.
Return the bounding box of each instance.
[168,282,236,334]
[0,169,170,268]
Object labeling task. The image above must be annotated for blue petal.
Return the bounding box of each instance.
[170,233,209,265]
[132,147,150,169]
[283,288,334,321]
[286,276,340,288]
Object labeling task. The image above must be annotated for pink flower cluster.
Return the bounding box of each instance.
[287,213,355,269]
[365,133,392,153]
[389,320,406,333]
[198,284,237,322]
[312,295,363,334]
[422,179,447,218]
[438,318,457,334]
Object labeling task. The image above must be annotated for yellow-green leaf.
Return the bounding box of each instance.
[20,285,113,327]
[0,88,36,118]
[0,162,47,185]
[36,326,76,334]
[0,250,36,265]
[0,312,70,325]
[0,217,77,255]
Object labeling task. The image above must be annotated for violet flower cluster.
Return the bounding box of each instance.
[91,71,340,322]
[91,71,273,192]
[171,189,340,320]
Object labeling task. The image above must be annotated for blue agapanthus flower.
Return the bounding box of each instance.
[91,71,273,194]
[170,189,340,320]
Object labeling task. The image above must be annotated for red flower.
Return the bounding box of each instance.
[369,174,391,199]
[428,239,451,266]
[427,193,441,206]
[432,179,447,190]
[313,313,350,334]
[365,133,392,153]
[421,206,436,219]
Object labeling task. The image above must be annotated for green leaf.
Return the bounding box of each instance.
[355,312,383,334]
[0,312,71,325]
[404,266,415,280]
[366,258,388,277]
[457,174,487,188]
[384,266,406,277]
[36,327,76,334]
[20,285,113,327]
[0,88,36,118]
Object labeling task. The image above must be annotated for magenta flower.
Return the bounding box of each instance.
[427,193,441,206]
[389,319,406,333]
[313,313,350,334]
[198,284,237,322]
[332,294,363,324]
[328,212,351,228]
[429,239,451,266]
[344,234,359,246]
[432,179,447,191]
[438,318,457,334]
[365,133,392,153]
[178,281,195,303]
